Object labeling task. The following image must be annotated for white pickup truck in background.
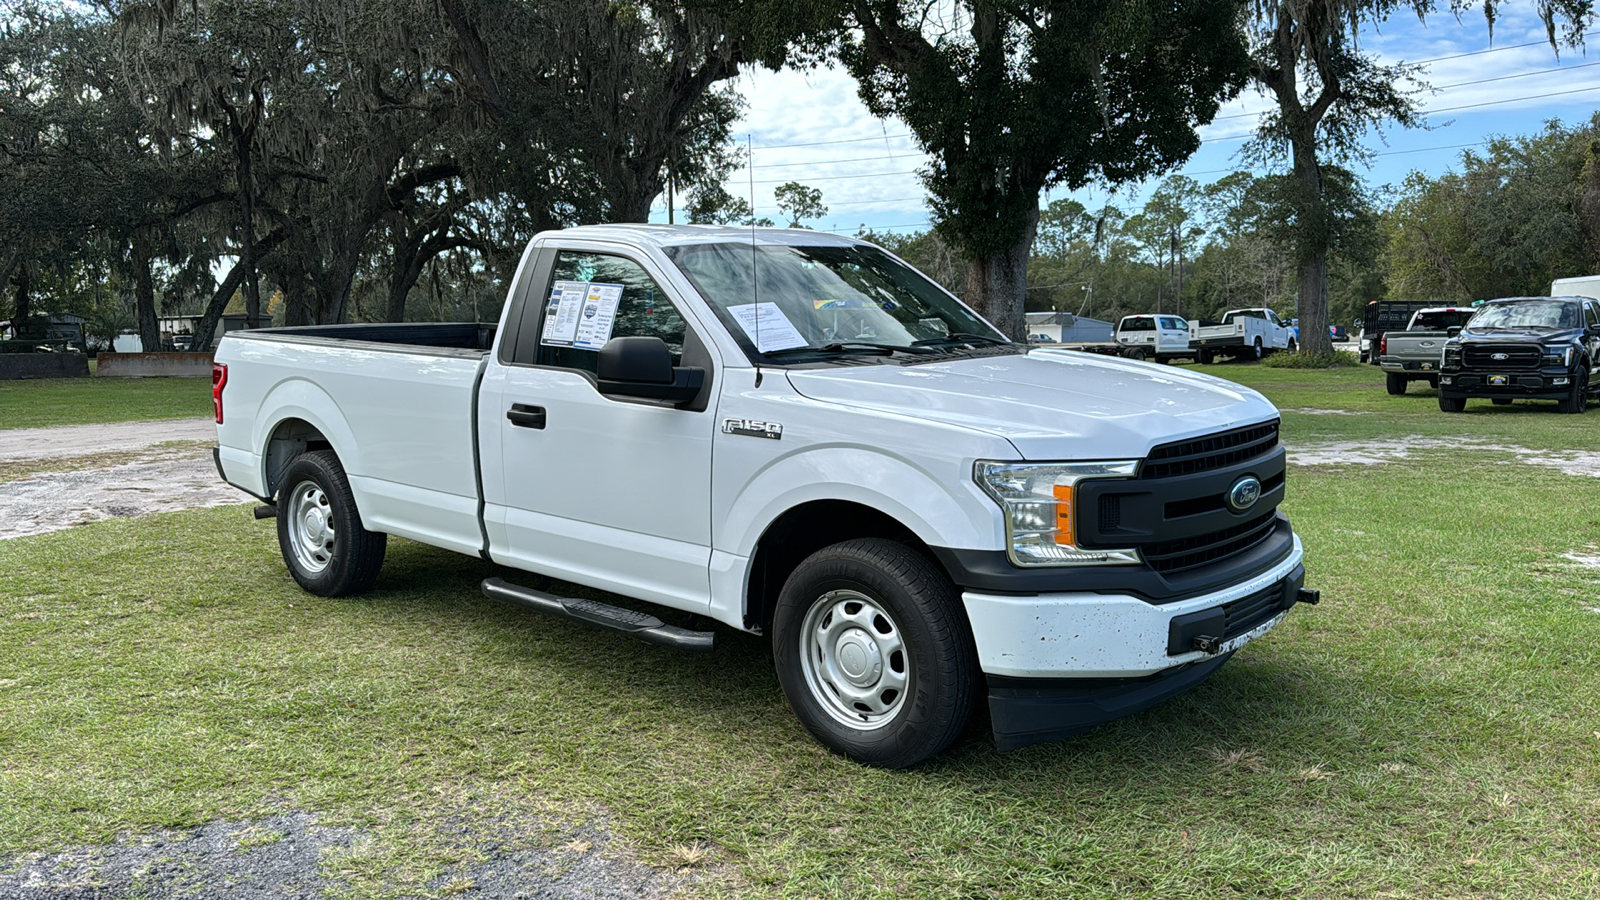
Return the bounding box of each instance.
[1190,308,1296,363]
[212,225,1314,768]
[1115,314,1195,363]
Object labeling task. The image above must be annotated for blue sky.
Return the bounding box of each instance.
[655,7,1600,235]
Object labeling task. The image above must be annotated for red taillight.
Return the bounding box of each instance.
[212,363,228,424]
[1380,335,1388,355]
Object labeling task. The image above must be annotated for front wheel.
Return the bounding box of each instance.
[1439,394,1466,413]
[1559,368,1589,414]
[772,539,977,769]
[276,450,387,596]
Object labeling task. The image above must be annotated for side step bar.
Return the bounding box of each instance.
[482,577,716,653]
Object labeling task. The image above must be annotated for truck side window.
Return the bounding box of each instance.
[1587,303,1599,328]
[530,252,689,373]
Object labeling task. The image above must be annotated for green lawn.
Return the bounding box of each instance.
[1,366,1597,897]
[0,376,212,430]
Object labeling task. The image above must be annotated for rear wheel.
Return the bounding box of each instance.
[1558,367,1589,414]
[1492,398,1513,406]
[772,539,976,769]
[1439,395,1466,413]
[276,450,387,596]
[1386,373,1407,395]
[1126,347,1148,361]
[1198,349,1215,365]
[1250,338,1263,361]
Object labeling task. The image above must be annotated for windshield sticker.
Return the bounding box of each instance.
[813,298,870,310]
[540,280,588,346]
[727,302,809,352]
[572,283,625,351]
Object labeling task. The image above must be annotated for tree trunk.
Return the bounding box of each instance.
[1290,141,1334,356]
[189,263,250,352]
[132,238,160,353]
[10,264,31,326]
[963,206,1038,341]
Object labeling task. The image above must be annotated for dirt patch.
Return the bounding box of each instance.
[0,811,689,899]
[0,446,249,541]
[1288,437,1600,478]
[0,418,217,462]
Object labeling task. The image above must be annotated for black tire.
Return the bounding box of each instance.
[1428,376,1440,389]
[1558,367,1588,414]
[1198,349,1215,365]
[771,538,977,769]
[1439,394,1466,413]
[1250,338,1263,361]
[276,449,387,597]
[1492,398,1512,406]
[1386,373,1407,395]
[1127,347,1148,361]
[1287,339,1297,354]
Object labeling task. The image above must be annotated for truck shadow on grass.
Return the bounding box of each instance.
[348,538,1346,787]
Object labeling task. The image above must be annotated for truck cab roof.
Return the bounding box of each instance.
[532,224,865,251]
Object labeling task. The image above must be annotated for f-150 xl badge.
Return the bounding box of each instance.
[722,418,783,440]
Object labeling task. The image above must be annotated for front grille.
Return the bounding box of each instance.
[1463,344,1541,369]
[1142,421,1279,480]
[1141,512,1279,574]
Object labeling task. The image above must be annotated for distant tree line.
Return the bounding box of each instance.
[1,0,1593,351]
[873,115,1600,331]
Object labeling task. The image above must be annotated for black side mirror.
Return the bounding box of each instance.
[1447,326,1461,338]
[596,336,704,405]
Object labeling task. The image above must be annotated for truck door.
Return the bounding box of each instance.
[480,247,717,612]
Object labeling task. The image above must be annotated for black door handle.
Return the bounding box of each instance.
[507,404,546,429]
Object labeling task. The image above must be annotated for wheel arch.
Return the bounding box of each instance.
[743,500,952,634]
[254,379,362,502]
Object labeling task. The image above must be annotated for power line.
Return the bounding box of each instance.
[1211,59,1600,122]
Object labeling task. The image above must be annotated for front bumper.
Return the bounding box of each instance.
[1440,366,1574,399]
[962,537,1310,750]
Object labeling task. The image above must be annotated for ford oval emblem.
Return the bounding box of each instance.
[1492,352,1509,360]
[1227,476,1262,512]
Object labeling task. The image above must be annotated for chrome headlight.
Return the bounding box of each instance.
[975,460,1141,567]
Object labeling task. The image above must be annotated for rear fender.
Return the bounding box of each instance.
[255,378,363,505]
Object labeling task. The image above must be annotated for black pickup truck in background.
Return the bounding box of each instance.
[1438,296,1600,413]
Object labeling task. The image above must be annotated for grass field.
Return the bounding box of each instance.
[2,364,1598,897]
[0,376,211,430]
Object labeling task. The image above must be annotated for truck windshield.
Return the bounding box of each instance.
[1467,301,1580,331]
[663,242,1008,360]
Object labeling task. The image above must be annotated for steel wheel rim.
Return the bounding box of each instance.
[286,479,336,575]
[798,589,910,731]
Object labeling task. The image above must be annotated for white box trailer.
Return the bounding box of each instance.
[1551,275,1600,300]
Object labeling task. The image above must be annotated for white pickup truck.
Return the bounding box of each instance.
[212,225,1313,767]
[1191,308,1296,363]
[1115,314,1195,363]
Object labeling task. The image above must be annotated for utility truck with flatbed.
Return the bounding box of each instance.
[1190,308,1295,362]
[212,225,1314,768]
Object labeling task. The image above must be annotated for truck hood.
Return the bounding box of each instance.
[784,349,1278,460]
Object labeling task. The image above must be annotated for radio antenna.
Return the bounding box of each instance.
[748,133,763,388]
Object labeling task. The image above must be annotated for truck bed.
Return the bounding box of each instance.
[249,322,496,357]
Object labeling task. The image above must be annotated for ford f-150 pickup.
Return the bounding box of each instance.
[1438,295,1600,413]
[212,225,1314,768]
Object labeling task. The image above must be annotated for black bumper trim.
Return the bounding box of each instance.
[929,513,1296,604]
[987,653,1233,752]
